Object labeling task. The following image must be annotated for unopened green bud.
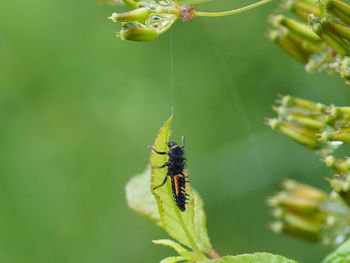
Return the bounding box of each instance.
[330,21,350,42]
[108,0,180,42]
[309,14,349,56]
[319,128,350,143]
[326,0,350,25]
[286,115,326,129]
[326,105,350,123]
[119,26,159,42]
[109,8,150,22]
[283,179,328,201]
[323,156,350,174]
[267,28,312,63]
[267,118,320,149]
[279,95,326,113]
[269,179,350,244]
[282,212,322,241]
[284,0,321,21]
[268,180,327,242]
[271,15,321,43]
[329,175,350,207]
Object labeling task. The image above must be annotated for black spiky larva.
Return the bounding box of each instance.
[149,136,190,212]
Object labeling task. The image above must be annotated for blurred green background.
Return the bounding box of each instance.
[1,0,349,262]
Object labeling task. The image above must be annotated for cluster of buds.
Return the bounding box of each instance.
[108,0,184,42]
[267,0,350,84]
[267,95,350,153]
[267,95,334,153]
[268,179,350,245]
[268,95,350,214]
[107,0,272,41]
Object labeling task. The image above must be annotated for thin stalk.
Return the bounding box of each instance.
[194,0,272,17]
[208,248,221,259]
[179,0,216,5]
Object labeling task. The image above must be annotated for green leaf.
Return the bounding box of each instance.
[202,253,298,263]
[322,238,350,263]
[150,116,212,260]
[160,256,188,263]
[153,239,196,260]
[125,166,161,227]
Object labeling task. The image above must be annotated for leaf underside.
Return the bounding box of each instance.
[125,166,161,226]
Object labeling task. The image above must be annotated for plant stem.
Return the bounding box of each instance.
[166,182,208,261]
[208,248,221,259]
[194,0,272,17]
[179,0,216,5]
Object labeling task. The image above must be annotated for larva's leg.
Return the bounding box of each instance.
[149,146,166,155]
[181,172,190,183]
[152,163,168,169]
[153,175,168,190]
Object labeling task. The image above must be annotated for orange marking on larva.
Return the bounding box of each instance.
[173,175,180,195]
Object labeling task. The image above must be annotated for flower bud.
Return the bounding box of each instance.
[326,105,350,124]
[268,96,333,151]
[119,26,160,42]
[325,0,350,25]
[269,179,350,245]
[267,28,316,63]
[319,128,350,143]
[328,175,350,207]
[278,95,326,113]
[271,15,321,43]
[283,179,328,201]
[309,14,349,56]
[267,118,321,149]
[323,156,350,174]
[268,0,350,84]
[268,180,327,242]
[108,0,180,42]
[268,95,350,154]
[109,8,150,22]
[283,0,321,21]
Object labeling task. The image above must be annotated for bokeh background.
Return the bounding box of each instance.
[1,0,349,262]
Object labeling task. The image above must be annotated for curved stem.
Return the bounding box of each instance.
[179,0,216,5]
[194,0,272,17]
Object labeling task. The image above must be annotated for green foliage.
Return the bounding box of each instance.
[202,253,297,263]
[126,117,298,263]
[153,239,196,259]
[125,166,161,226]
[149,116,212,258]
[323,238,350,263]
